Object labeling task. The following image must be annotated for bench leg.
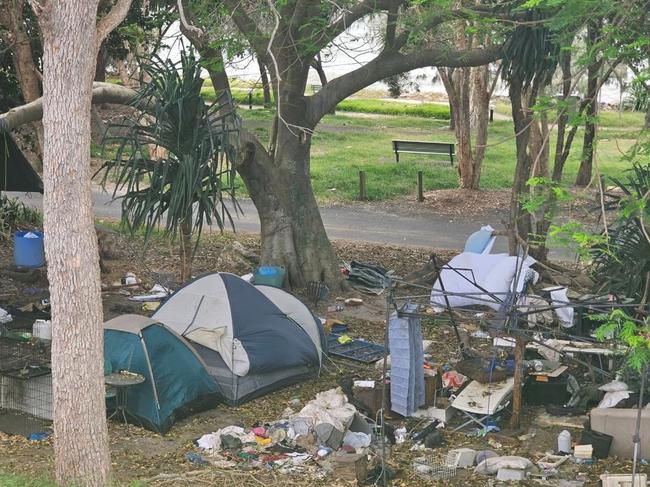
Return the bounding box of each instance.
[395,151,399,163]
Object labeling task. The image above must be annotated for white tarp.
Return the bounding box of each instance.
[430,253,537,311]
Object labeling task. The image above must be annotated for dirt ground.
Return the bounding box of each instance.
[0,232,638,486]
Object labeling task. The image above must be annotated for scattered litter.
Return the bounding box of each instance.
[327,334,385,363]
[129,284,170,302]
[537,453,568,470]
[142,302,160,312]
[441,370,467,389]
[28,432,50,441]
[447,448,476,468]
[474,456,533,475]
[487,438,502,449]
[471,330,490,339]
[395,427,407,444]
[496,467,527,481]
[337,335,353,344]
[599,474,647,487]
[413,454,456,480]
[0,307,12,324]
[557,430,572,454]
[185,452,208,465]
[475,450,498,465]
[342,430,371,450]
[344,261,393,295]
[573,444,592,460]
[122,272,138,285]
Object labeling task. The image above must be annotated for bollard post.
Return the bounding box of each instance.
[417,171,424,202]
[358,171,367,201]
[248,92,253,110]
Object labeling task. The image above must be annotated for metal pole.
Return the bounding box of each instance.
[379,283,393,487]
[631,365,647,484]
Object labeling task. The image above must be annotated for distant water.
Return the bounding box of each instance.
[164,19,625,104]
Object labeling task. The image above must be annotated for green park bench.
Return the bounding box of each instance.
[392,140,455,165]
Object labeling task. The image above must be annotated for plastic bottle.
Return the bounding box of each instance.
[557,430,571,454]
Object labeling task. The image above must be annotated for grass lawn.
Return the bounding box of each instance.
[100,81,645,203]
[237,107,642,203]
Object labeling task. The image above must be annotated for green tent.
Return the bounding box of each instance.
[104,315,220,433]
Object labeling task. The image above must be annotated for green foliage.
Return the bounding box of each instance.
[546,221,608,259]
[626,76,650,112]
[591,162,650,301]
[501,9,561,89]
[98,49,239,249]
[0,195,42,240]
[522,177,572,214]
[594,309,650,371]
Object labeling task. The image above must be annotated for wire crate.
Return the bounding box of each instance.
[413,453,457,480]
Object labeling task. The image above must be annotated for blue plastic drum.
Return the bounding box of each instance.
[14,230,45,268]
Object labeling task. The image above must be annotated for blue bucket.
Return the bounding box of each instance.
[253,265,286,288]
[14,230,45,268]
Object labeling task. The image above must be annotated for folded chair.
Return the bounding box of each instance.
[451,377,514,432]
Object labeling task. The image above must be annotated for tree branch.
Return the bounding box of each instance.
[221,0,268,56]
[309,45,503,122]
[317,0,396,50]
[177,0,205,47]
[96,0,133,49]
[0,82,139,132]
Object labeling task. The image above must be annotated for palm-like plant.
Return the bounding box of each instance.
[98,49,239,280]
[591,162,650,303]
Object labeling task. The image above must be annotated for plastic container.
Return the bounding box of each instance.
[557,430,572,454]
[580,429,612,459]
[32,319,51,341]
[253,265,286,288]
[14,230,45,268]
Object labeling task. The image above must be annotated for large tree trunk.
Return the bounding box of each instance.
[454,67,475,189]
[237,122,340,288]
[645,102,650,130]
[470,64,490,189]
[38,0,121,484]
[440,63,489,190]
[4,0,44,168]
[575,20,601,187]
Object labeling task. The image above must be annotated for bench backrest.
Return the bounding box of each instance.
[393,140,455,154]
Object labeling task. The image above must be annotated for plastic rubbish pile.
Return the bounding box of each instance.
[194,388,376,480]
